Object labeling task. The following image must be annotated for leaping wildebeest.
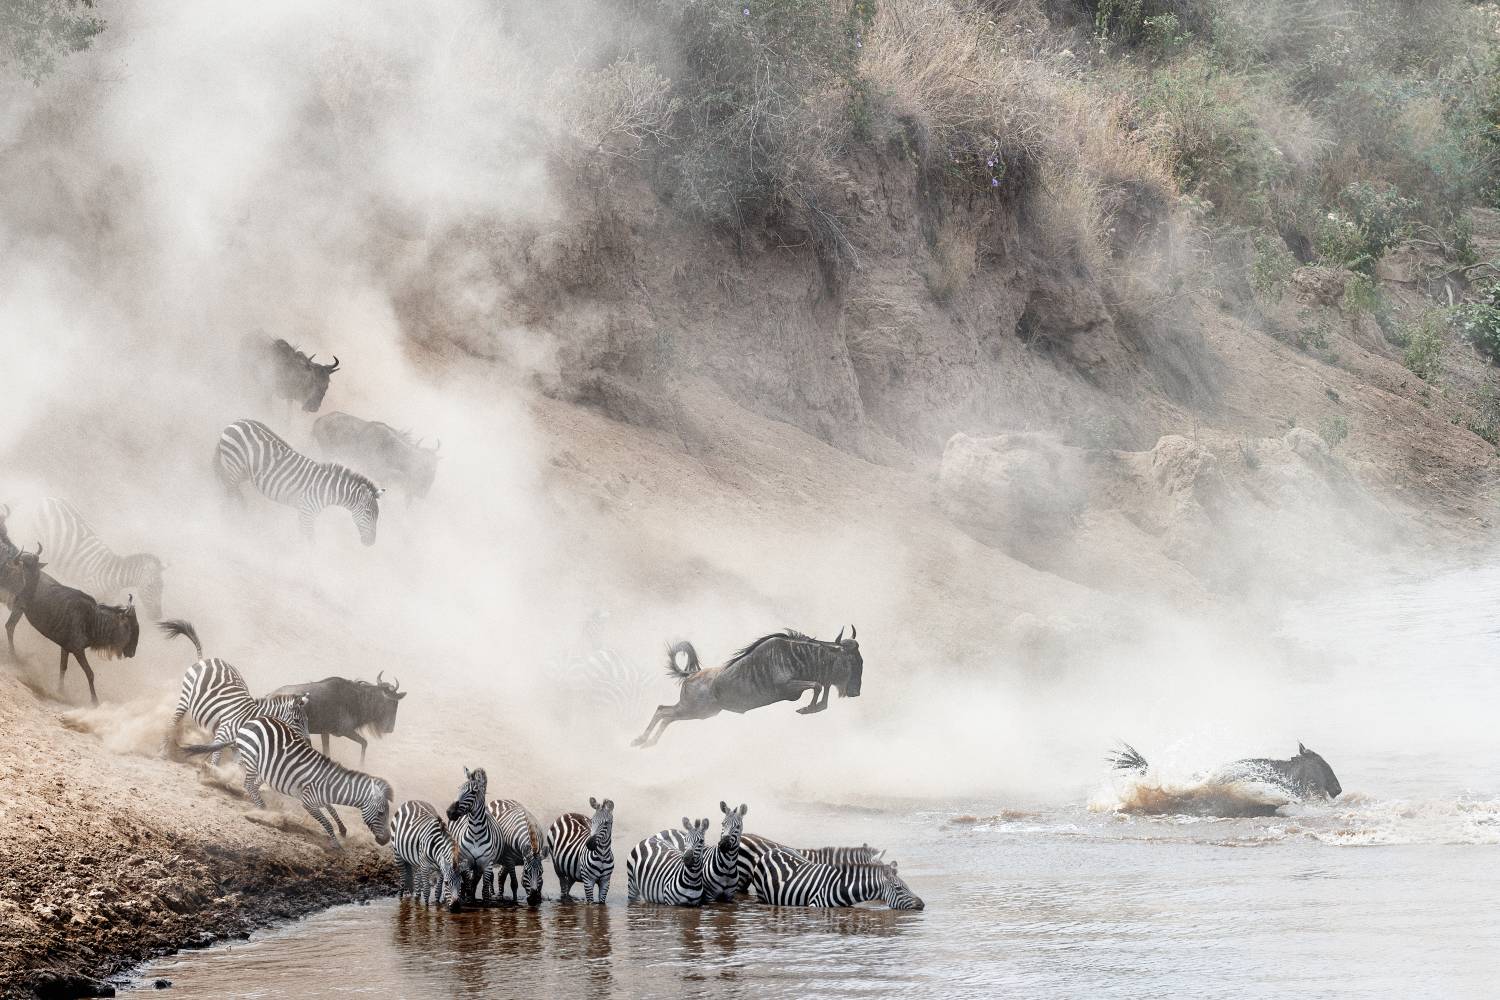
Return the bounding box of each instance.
[312,411,441,503]
[631,627,863,749]
[271,672,406,764]
[248,335,340,413]
[1109,742,1343,801]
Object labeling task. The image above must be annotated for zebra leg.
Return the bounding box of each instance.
[320,733,330,756]
[559,876,574,902]
[74,648,99,705]
[326,807,348,838]
[297,505,318,542]
[244,772,266,809]
[300,790,340,849]
[597,878,609,905]
[399,860,413,898]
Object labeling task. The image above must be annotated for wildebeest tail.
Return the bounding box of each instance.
[180,739,234,756]
[159,618,204,658]
[1107,742,1149,773]
[664,640,700,681]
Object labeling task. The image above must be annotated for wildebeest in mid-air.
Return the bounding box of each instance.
[247,335,340,414]
[1108,741,1343,801]
[5,569,139,705]
[271,671,407,764]
[312,411,441,503]
[631,627,863,748]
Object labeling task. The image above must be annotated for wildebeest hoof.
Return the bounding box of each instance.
[796,705,824,715]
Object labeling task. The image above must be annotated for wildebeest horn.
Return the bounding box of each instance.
[430,437,441,453]
[325,355,340,372]
[376,670,384,686]
[33,542,42,557]
[391,676,399,691]
[835,627,844,643]
[850,624,856,640]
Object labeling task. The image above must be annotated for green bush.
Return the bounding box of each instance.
[1250,233,1295,300]
[1453,282,1500,363]
[1400,311,1445,381]
[1470,386,1500,445]
[1314,182,1415,273]
[0,0,104,83]
[1318,413,1349,449]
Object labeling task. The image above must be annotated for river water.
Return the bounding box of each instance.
[128,567,1500,998]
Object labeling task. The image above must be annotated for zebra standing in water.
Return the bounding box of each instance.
[391,800,463,906]
[653,801,748,902]
[159,620,309,764]
[445,767,500,904]
[626,817,709,906]
[751,848,924,910]
[213,418,385,545]
[545,797,614,904]
[487,799,548,907]
[183,717,393,849]
[30,498,165,620]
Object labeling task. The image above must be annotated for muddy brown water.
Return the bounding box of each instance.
[127,568,1500,998]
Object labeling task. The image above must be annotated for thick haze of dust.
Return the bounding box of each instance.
[0,0,1474,838]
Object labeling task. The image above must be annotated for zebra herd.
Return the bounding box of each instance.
[389,776,924,912]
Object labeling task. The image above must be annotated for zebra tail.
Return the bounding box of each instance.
[158,618,204,658]
[664,640,700,681]
[1107,742,1149,773]
[180,739,234,757]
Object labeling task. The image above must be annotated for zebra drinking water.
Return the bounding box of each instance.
[159,619,309,764]
[213,418,384,545]
[545,797,614,904]
[750,847,924,910]
[183,716,393,850]
[486,799,548,907]
[445,767,500,904]
[391,800,463,906]
[626,817,709,906]
[29,498,165,620]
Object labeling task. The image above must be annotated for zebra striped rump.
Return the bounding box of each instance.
[391,800,462,905]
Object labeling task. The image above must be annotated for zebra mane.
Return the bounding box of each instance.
[725,629,830,665]
[324,461,380,497]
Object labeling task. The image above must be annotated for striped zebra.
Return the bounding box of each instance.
[626,817,709,906]
[545,797,614,904]
[30,498,165,620]
[486,799,548,907]
[750,847,924,910]
[800,844,884,866]
[551,645,657,724]
[213,418,385,545]
[160,619,309,765]
[183,716,393,849]
[391,800,462,906]
[654,801,747,902]
[445,767,500,903]
[735,832,802,894]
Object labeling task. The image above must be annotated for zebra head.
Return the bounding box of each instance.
[351,483,384,547]
[716,800,747,854]
[446,767,487,822]
[522,844,545,907]
[362,778,394,846]
[587,796,614,853]
[831,624,862,698]
[679,817,710,876]
[881,861,923,911]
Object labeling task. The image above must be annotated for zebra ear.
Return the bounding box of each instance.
[682,816,691,830]
[464,766,472,779]
[720,800,729,814]
[738,803,748,817]
[589,796,599,810]
[604,799,613,811]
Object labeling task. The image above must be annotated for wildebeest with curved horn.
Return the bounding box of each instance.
[247,335,340,413]
[271,671,407,764]
[6,572,139,705]
[311,411,441,502]
[1109,741,1343,800]
[631,627,863,749]
[0,506,44,616]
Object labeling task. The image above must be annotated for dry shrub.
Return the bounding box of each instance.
[560,58,679,161]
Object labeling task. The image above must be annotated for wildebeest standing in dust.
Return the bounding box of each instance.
[632,627,863,748]
[246,335,340,414]
[311,411,441,502]
[272,672,407,764]
[6,572,139,705]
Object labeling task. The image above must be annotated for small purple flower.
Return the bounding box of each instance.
[743,6,750,14]
[991,178,999,187]
[986,158,995,168]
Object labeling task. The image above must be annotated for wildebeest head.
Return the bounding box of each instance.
[371,671,406,734]
[881,861,924,911]
[1,543,44,597]
[361,778,394,846]
[830,624,862,698]
[446,767,487,823]
[271,339,340,412]
[680,817,710,877]
[717,800,747,854]
[96,594,140,659]
[1293,742,1342,799]
[587,796,614,853]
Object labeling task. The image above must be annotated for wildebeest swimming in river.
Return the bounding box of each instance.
[271,672,406,764]
[631,627,863,749]
[312,411,440,502]
[1109,741,1343,810]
